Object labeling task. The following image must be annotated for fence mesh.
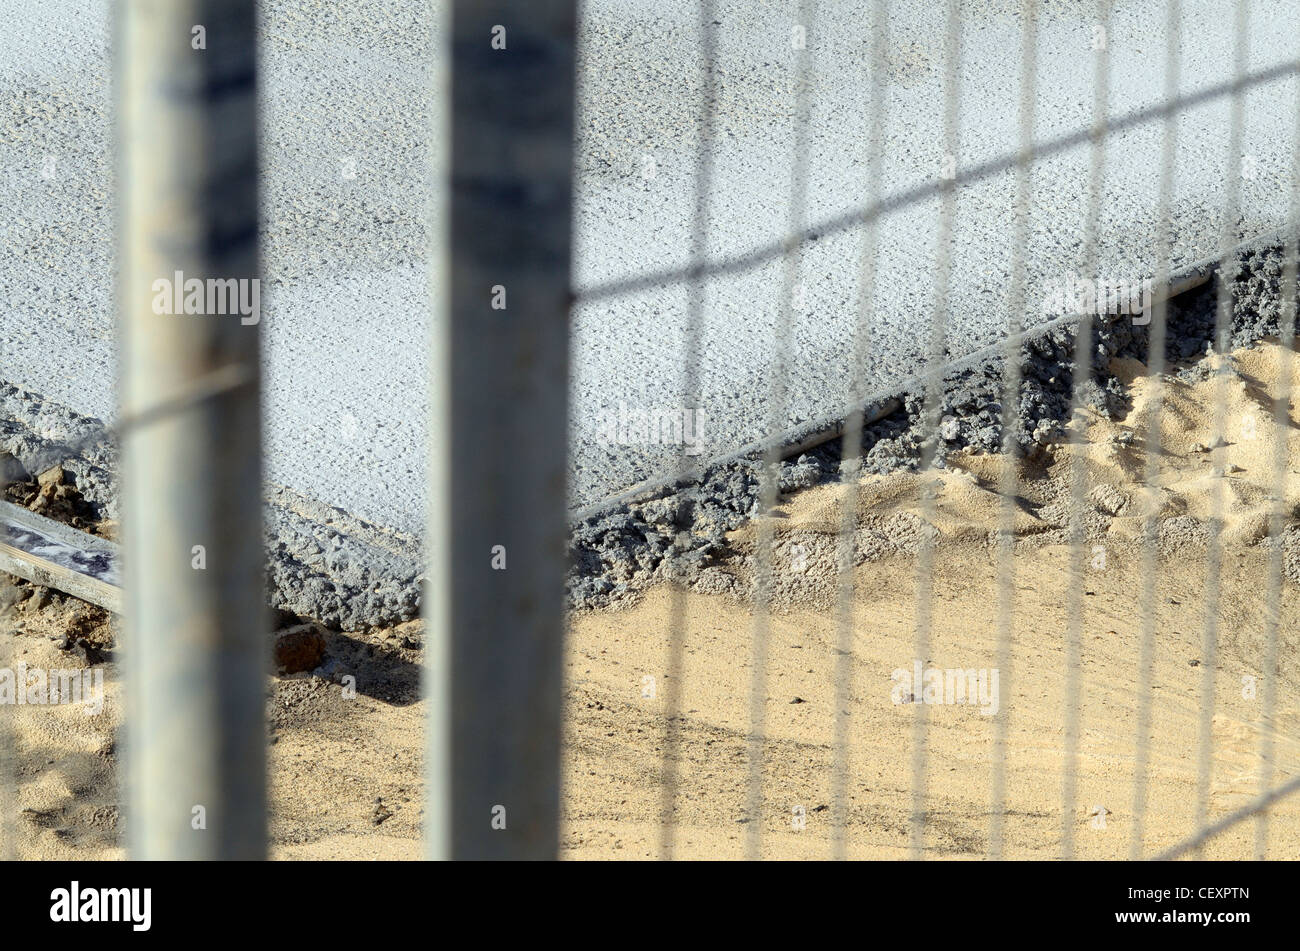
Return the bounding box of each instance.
[2,0,1299,862]
[572,0,1300,860]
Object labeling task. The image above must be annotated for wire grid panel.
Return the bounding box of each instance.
[570,0,1300,859]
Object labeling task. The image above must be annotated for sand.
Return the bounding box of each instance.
[5,341,1300,859]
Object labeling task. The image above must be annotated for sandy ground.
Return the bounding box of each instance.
[5,341,1300,859]
[561,343,1300,858]
[0,602,427,861]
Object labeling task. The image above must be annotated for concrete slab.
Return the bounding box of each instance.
[1,0,1298,615]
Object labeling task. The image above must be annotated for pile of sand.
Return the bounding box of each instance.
[5,341,1300,859]
[562,341,1300,858]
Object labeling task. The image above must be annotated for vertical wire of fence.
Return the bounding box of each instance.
[743,0,819,860]
[1193,0,1251,857]
[117,0,266,860]
[987,0,1044,861]
[909,0,963,861]
[830,0,891,861]
[1129,0,1182,861]
[424,0,576,860]
[660,0,721,861]
[1256,68,1300,861]
[1058,0,1113,862]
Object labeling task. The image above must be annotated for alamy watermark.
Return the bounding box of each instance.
[50,881,150,931]
[1041,272,1153,324]
[0,662,104,716]
[891,660,999,716]
[595,403,707,456]
[151,270,260,325]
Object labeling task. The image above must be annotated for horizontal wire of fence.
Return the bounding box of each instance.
[575,59,1300,307]
[118,0,1300,863]
[642,0,1300,860]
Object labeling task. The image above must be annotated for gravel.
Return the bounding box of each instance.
[565,244,1294,609]
[1,245,1293,625]
[0,385,421,631]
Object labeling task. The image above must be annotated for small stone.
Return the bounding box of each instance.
[59,636,108,665]
[27,587,51,612]
[36,466,65,489]
[1090,484,1129,516]
[274,623,327,674]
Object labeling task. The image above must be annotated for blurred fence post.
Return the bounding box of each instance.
[425,1,576,859]
[117,0,266,859]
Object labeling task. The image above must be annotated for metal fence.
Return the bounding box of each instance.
[563,0,1300,861]
[2,0,1299,860]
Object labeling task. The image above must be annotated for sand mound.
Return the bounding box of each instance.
[6,341,1300,860]
[562,340,1300,858]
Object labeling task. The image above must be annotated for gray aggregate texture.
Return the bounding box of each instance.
[567,244,1294,609]
[2,0,1299,625]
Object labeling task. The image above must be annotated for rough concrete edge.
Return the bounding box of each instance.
[570,216,1300,529]
[0,382,422,631]
[567,256,1227,529]
[2,227,1291,628]
[564,233,1300,610]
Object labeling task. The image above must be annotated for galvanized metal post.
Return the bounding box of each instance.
[117,0,266,859]
[425,1,576,859]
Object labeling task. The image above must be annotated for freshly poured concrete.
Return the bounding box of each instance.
[2,0,1299,540]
